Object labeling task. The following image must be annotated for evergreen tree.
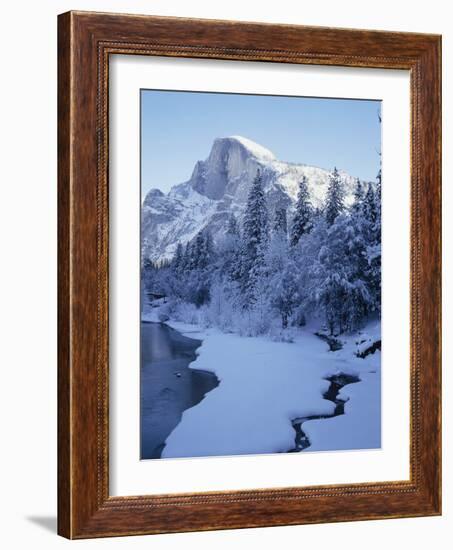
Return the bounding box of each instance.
[273,207,288,236]
[172,243,184,275]
[268,206,288,267]
[374,171,382,240]
[315,223,352,334]
[292,214,327,322]
[242,170,269,250]
[223,215,242,281]
[226,214,240,238]
[312,214,372,334]
[266,207,289,303]
[204,230,214,263]
[271,258,300,328]
[351,178,364,216]
[179,231,211,306]
[193,232,205,269]
[325,167,344,226]
[195,229,214,270]
[363,184,378,232]
[349,177,368,280]
[181,242,191,273]
[362,178,381,315]
[290,176,312,246]
[241,169,269,305]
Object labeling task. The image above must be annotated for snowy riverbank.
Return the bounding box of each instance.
[142,304,381,458]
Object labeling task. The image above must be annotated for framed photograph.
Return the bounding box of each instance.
[58,11,441,539]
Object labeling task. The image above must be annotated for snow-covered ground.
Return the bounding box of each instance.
[142,303,381,458]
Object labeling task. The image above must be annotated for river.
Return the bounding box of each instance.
[140,321,219,459]
[290,373,360,452]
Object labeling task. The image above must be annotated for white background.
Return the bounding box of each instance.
[0,0,450,548]
[110,56,410,495]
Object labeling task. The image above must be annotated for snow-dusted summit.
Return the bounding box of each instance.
[142,136,362,262]
[227,135,276,162]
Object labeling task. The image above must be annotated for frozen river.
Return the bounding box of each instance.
[140,321,219,459]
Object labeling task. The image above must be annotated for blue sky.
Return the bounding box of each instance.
[141,90,381,195]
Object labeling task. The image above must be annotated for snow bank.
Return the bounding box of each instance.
[161,321,381,458]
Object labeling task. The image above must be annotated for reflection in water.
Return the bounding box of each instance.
[140,322,219,459]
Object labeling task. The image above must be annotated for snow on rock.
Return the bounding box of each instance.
[228,135,276,162]
[161,321,380,458]
[142,136,366,262]
[354,323,382,358]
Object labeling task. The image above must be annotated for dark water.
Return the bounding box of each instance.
[140,321,219,459]
[290,373,360,452]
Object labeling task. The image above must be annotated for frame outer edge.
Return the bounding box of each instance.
[434,35,442,515]
[410,37,442,515]
[425,35,442,513]
[438,35,442,515]
[57,11,73,540]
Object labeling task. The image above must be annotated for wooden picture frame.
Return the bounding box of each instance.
[58,10,441,539]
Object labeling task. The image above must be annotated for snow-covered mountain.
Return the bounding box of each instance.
[142,136,363,263]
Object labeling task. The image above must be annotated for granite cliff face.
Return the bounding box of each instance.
[142,136,360,262]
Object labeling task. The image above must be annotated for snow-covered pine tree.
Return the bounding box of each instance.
[312,212,373,335]
[290,175,312,246]
[183,241,196,272]
[141,254,155,297]
[181,230,212,306]
[222,214,242,281]
[193,232,205,270]
[271,258,300,328]
[206,230,215,259]
[325,167,345,226]
[198,229,214,270]
[241,169,269,306]
[273,207,288,236]
[362,176,381,315]
[313,219,352,335]
[351,178,364,216]
[362,184,378,232]
[172,243,184,275]
[227,213,240,238]
[267,206,289,279]
[265,206,290,319]
[345,211,374,328]
[349,178,370,297]
[242,170,269,249]
[374,170,382,253]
